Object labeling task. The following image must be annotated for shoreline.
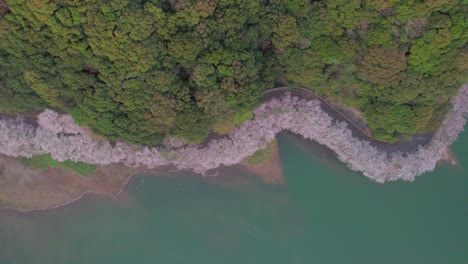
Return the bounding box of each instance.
[0,85,466,211]
[0,142,285,212]
[0,134,460,213]
[2,170,179,213]
[0,154,180,213]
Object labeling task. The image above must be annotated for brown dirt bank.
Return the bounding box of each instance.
[242,141,284,184]
[438,148,459,167]
[0,154,174,212]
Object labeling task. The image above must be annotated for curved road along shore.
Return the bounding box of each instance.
[263,87,434,154]
[0,87,433,154]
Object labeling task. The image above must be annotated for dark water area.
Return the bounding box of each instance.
[0,130,467,264]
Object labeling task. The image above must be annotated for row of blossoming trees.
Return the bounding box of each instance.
[1,85,467,183]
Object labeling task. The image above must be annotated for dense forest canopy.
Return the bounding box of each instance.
[0,0,466,144]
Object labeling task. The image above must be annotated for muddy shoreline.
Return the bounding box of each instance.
[0,154,180,212]
[0,149,285,212]
[0,88,451,211]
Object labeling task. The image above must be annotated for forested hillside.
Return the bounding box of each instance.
[0,0,466,144]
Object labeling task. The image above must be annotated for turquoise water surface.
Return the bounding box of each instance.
[0,130,467,264]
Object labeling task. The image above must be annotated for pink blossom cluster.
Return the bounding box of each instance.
[0,84,467,182]
[0,117,167,168]
[37,109,85,135]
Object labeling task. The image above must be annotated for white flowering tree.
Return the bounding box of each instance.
[1,85,467,183]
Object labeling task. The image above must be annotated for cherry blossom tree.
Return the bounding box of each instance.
[1,84,467,183]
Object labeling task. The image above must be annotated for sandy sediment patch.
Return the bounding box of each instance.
[242,141,284,184]
[438,148,459,167]
[0,154,173,211]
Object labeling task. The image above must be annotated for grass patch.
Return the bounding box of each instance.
[213,117,236,135]
[242,140,277,165]
[159,149,177,160]
[213,111,254,135]
[234,111,254,125]
[21,155,98,177]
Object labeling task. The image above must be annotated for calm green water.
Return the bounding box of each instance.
[0,131,467,264]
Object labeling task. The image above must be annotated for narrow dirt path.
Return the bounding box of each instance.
[264,87,433,153]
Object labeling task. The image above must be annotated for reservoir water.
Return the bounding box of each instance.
[0,130,467,264]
